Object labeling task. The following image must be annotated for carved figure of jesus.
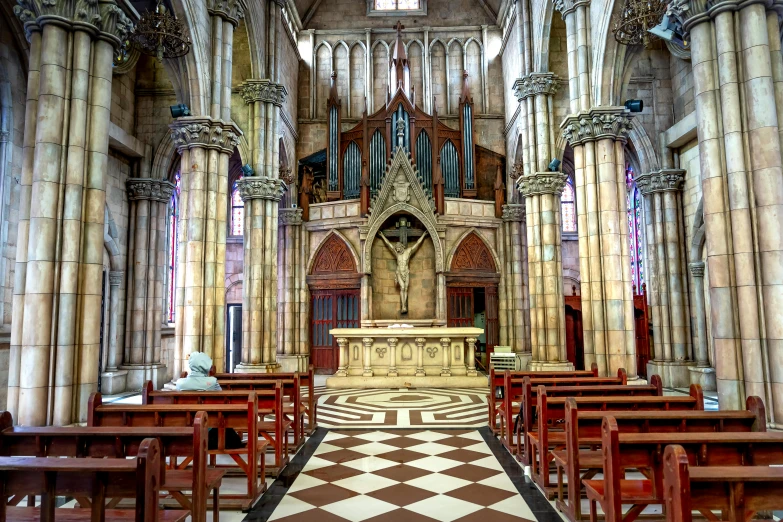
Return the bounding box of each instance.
[379,230,429,314]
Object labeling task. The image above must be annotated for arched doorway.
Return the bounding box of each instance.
[446,232,500,370]
[307,234,361,373]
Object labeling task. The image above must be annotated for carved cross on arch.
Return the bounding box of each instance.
[394,21,405,33]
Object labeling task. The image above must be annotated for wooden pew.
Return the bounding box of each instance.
[583,416,783,522]
[215,379,303,451]
[0,438,189,522]
[488,363,599,434]
[552,396,766,522]
[216,365,317,435]
[0,411,221,522]
[89,393,266,511]
[526,377,664,472]
[663,444,783,522]
[498,368,628,455]
[143,381,290,474]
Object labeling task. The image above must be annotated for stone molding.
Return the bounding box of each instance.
[518,172,569,197]
[169,117,242,154]
[553,0,590,16]
[513,72,560,101]
[675,0,770,33]
[279,207,304,225]
[501,204,526,222]
[14,0,134,46]
[207,0,245,25]
[109,271,124,286]
[240,79,288,107]
[689,261,705,277]
[509,162,524,181]
[635,169,686,195]
[126,178,176,203]
[561,107,634,147]
[0,130,9,143]
[236,176,286,202]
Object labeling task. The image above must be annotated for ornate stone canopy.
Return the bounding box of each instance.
[361,148,445,275]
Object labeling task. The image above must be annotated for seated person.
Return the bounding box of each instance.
[176,352,243,449]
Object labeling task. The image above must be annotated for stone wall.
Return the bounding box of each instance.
[670,55,694,123]
[307,0,495,29]
[279,20,300,165]
[134,55,178,159]
[111,67,136,137]
[371,236,437,320]
[226,241,244,304]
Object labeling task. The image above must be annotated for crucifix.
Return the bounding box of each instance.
[394,20,405,34]
[378,217,428,314]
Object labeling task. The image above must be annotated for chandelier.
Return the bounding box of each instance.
[130,0,191,61]
[612,0,668,47]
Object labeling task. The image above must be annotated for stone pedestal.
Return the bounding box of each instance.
[234,362,281,373]
[99,370,128,396]
[277,355,309,373]
[515,352,532,371]
[647,361,694,388]
[688,366,717,391]
[529,360,575,372]
[121,363,168,391]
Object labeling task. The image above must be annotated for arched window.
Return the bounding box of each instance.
[373,0,421,11]
[626,165,644,290]
[231,176,244,237]
[561,179,576,233]
[167,170,181,323]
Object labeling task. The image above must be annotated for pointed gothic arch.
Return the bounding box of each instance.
[447,229,499,274]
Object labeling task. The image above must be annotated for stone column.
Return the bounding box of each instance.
[466,337,478,376]
[277,207,308,372]
[100,271,127,395]
[7,0,132,425]
[501,203,531,369]
[687,262,716,390]
[561,109,637,378]
[362,337,373,377]
[680,0,783,421]
[235,177,286,372]
[635,169,692,386]
[336,337,348,376]
[440,337,452,376]
[120,178,174,390]
[387,337,398,376]
[520,172,574,371]
[415,337,426,376]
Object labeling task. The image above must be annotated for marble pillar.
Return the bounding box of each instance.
[7,0,132,425]
[236,177,286,372]
[277,207,309,372]
[501,203,531,369]
[121,178,175,390]
[635,169,693,386]
[520,173,573,371]
[170,119,241,376]
[681,0,783,421]
[687,262,716,390]
[100,271,128,395]
[561,108,637,378]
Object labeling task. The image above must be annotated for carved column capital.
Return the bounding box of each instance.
[279,207,304,225]
[240,79,288,106]
[502,203,526,222]
[553,0,590,16]
[280,166,294,185]
[518,172,569,197]
[108,271,124,287]
[414,337,427,347]
[169,117,243,154]
[14,0,134,46]
[689,261,705,278]
[237,176,287,202]
[208,0,245,25]
[126,178,176,203]
[634,169,686,196]
[513,72,560,101]
[561,107,634,147]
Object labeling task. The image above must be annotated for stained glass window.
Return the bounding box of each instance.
[231,176,244,237]
[167,171,181,323]
[561,179,576,233]
[374,0,420,9]
[626,165,644,292]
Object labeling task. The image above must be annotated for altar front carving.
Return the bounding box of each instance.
[326,327,487,388]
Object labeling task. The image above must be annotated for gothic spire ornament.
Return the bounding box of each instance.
[130,0,191,61]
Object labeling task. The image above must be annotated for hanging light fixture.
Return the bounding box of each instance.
[612,0,668,47]
[130,0,191,61]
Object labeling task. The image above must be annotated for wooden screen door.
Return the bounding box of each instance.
[447,287,474,327]
[311,289,360,374]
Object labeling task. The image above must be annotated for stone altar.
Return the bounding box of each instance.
[325,326,488,388]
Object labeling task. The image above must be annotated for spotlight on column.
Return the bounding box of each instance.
[170,103,191,118]
[548,158,561,172]
[649,12,687,47]
[624,99,644,113]
[241,164,254,176]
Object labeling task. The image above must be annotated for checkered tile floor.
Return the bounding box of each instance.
[263,429,537,522]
